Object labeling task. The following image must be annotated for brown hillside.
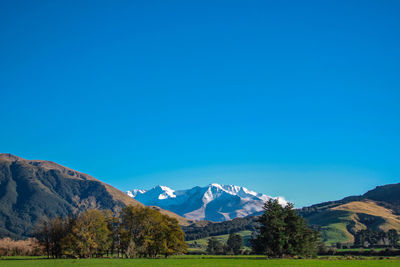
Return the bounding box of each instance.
[332,200,400,232]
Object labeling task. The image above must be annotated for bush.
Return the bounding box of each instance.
[0,237,43,256]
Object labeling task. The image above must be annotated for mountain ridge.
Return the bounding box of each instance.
[297,182,400,244]
[127,183,287,222]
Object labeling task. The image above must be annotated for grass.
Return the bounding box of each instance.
[1,256,400,266]
[336,248,389,252]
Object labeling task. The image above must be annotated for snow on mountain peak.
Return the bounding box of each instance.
[126,189,146,198]
[210,183,222,188]
[127,183,287,222]
[155,185,176,199]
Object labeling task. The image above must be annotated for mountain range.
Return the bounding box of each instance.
[0,154,188,239]
[127,184,287,222]
[1,153,399,245]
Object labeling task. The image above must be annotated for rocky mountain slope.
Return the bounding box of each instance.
[0,154,188,239]
[128,183,287,221]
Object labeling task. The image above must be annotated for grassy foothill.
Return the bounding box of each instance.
[1,256,400,267]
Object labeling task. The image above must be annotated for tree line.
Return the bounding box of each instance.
[354,228,399,248]
[33,206,187,258]
[205,233,244,255]
[182,216,259,241]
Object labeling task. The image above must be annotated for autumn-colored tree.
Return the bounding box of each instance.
[63,210,111,258]
[162,215,188,257]
[120,205,187,258]
[33,206,186,258]
[103,210,119,257]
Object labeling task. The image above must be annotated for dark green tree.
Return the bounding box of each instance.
[354,229,387,247]
[251,199,286,257]
[354,230,366,247]
[33,220,51,258]
[283,203,319,256]
[251,199,319,257]
[387,229,399,247]
[206,237,224,255]
[34,216,69,258]
[226,233,243,255]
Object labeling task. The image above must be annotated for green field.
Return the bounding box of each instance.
[1,256,399,266]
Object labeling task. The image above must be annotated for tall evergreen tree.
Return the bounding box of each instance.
[251,199,319,257]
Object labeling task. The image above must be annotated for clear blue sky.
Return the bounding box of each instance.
[1,0,399,207]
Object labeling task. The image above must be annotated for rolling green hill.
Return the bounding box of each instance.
[187,230,253,253]
[298,184,400,244]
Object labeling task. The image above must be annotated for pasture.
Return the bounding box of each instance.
[1,256,399,267]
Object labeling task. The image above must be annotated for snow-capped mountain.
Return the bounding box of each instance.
[127,183,287,222]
